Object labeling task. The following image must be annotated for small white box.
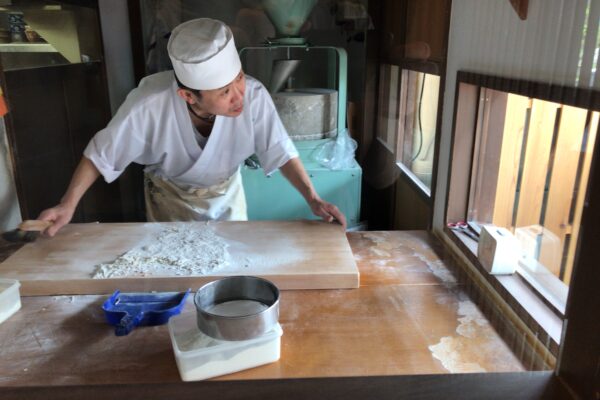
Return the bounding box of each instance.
[168,312,283,381]
[0,279,21,324]
[477,225,520,275]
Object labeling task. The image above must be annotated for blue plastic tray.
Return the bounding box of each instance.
[102,289,190,336]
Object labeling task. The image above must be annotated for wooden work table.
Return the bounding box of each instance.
[0,231,532,399]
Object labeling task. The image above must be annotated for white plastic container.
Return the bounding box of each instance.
[478,225,520,274]
[0,279,21,324]
[168,312,283,381]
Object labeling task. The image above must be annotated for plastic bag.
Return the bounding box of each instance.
[310,129,358,170]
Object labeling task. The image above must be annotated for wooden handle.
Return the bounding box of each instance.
[18,220,53,231]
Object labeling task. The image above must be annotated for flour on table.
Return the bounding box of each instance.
[428,300,524,373]
[92,223,229,278]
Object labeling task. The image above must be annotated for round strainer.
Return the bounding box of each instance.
[194,276,279,341]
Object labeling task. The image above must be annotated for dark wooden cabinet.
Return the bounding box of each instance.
[3,61,127,222]
[0,1,144,223]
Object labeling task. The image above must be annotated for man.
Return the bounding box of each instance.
[39,18,345,236]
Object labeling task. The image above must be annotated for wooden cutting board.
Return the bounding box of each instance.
[0,220,359,295]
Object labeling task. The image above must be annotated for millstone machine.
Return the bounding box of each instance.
[240,0,362,228]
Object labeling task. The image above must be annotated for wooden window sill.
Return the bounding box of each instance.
[396,162,431,198]
[440,227,563,355]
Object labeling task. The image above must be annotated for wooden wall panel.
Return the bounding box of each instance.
[492,94,529,228]
[393,176,432,229]
[540,106,587,276]
[515,100,560,227]
[468,89,508,223]
[446,83,479,223]
[380,0,407,61]
[405,0,451,62]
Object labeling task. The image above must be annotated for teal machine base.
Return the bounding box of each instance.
[240,38,361,227]
[242,140,362,228]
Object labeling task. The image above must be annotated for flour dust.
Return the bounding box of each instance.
[92,223,229,278]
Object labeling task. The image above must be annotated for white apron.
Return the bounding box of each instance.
[144,168,247,222]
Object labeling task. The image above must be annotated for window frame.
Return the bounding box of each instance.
[376,59,444,201]
[443,71,600,355]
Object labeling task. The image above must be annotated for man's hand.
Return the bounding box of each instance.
[279,158,348,229]
[36,156,101,237]
[309,197,347,229]
[37,203,76,237]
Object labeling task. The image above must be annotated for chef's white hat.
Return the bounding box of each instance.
[167,18,241,90]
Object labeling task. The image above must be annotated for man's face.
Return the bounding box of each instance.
[194,70,246,117]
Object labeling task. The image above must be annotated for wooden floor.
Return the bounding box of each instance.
[0,231,530,388]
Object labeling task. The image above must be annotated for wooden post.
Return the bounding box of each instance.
[492,94,530,228]
[563,111,599,284]
[540,106,588,277]
[515,100,560,228]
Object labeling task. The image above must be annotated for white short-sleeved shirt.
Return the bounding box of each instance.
[84,71,298,189]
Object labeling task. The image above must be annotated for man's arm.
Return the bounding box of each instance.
[38,156,101,236]
[279,157,347,229]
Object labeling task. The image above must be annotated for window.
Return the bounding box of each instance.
[470,90,597,288]
[376,63,441,195]
[446,72,599,342]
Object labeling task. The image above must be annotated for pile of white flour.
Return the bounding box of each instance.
[92,223,229,279]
